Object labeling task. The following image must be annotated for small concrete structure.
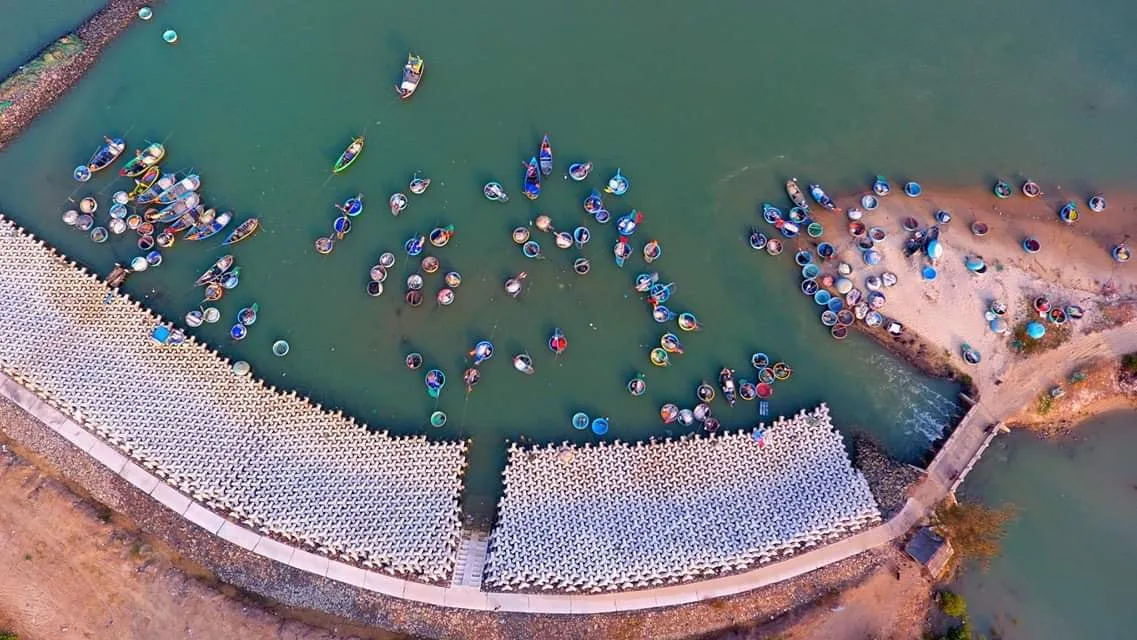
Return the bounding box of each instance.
[905,527,953,578]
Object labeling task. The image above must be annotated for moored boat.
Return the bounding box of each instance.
[572,412,590,430]
[484,181,509,202]
[613,236,631,268]
[396,53,425,99]
[548,328,567,354]
[538,134,553,177]
[522,156,541,200]
[568,162,592,181]
[748,229,768,250]
[389,193,408,215]
[119,143,165,177]
[661,332,684,354]
[785,178,808,209]
[409,174,431,194]
[605,169,629,196]
[469,340,494,365]
[583,189,603,214]
[129,165,161,199]
[677,312,701,332]
[87,136,125,173]
[808,183,837,211]
[333,136,364,174]
[222,218,260,245]
[573,226,591,247]
[136,172,176,204]
[463,368,480,393]
[505,272,527,298]
[643,239,661,263]
[186,211,232,241]
[615,210,642,236]
[993,180,1012,198]
[513,353,535,375]
[154,192,200,223]
[167,205,203,233]
[155,174,201,205]
[1088,194,1106,212]
[650,347,670,367]
[627,374,647,396]
[194,255,234,286]
[336,194,364,216]
[1058,201,1079,224]
[719,368,737,407]
[696,383,715,403]
[660,403,679,424]
[1022,180,1041,198]
[425,368,445,398]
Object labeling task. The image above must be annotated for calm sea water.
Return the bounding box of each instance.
[953,411,1137,640]
[5,0,1136,514]
[0,0,100,75]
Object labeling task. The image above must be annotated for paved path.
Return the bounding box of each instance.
[2,321,1134,613]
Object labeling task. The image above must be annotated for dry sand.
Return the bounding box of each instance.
[787,182,1137,393]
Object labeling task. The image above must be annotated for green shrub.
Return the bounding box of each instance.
[0,631,19,640]
[939,590,968,618]
[1122,353,1137,375]
[935,501,1018,568]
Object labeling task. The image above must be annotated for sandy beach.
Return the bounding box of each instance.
[782,181,1136,400]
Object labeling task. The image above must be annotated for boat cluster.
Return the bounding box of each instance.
[66,135,265,347]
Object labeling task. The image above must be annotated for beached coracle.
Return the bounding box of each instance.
[1088,194,1107,212]
[1058,201,1079,224]
[1022,180,1041,198]
[872,176,891,196]
[993,180,1012,198]
[333,136,364,174]
[904,181,922,197]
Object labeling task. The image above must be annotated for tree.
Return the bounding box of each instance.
[934,500,1018,568]
[939,590,968,618]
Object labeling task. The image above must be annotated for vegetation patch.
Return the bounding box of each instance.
[933,500,1018,568]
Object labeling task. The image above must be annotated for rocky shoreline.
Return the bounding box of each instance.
[0,0,157,147]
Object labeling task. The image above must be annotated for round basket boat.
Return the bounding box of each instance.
[831,325,849,340]
[130,256,148,271]
[109,218,127,235]
[765,239,782,255]
[378,252,396,268]
[445,271,462,288]
[522,240,542,258]
[849,220,866,237]
[751,352,770,369]
[835,278,853,295]
[370,265,387,282]
[202,307,221,323]
[407,274,424,291]
[512,227,530,244]
[185,310,203,327]
[272,340,290,357]
[367,281,384,297]
[771,362,792,381]
[109,203,128,219]
[861,194,878,210]
[572,412,590,430]
[863,249,882,266]
[162,29,178,44]
[794,250,813,266]
[868,227,887,243]
[993,180,1012,199]
[145,250,162,266]
[315,236,334,254]
[1022,180,1041,198]
[73,166,91,182]
[758,367,775,385]
[137,235,155,251]
[591,418,609,436]
[817,242,835,260]
[230,324,248,341]
[813,289,831,306]
[847,208,863,221]
[1022,237,1041,254]
[801,263,821,279]
[62,210,79,225]
[755,382,773,399]
[1048,307,1068,325]
[79,197,97,214]
[807,222,824,238]
[555,232,573,249]
[437,288,455,306]
[865,310,883,327]
[971,222,989,237]
[1088,194,1106,212]
[76,214,95,231]
[749,230,768,251]
[89,227,109,243]
[430,411,447,428]
[126,214,142,230]
[801,278,819,295]
[836,309,855,326]
[788,207,808,224]
[901,217,920,232]
[821,310,838,326]
[904,182,922,197]
[573,257,591,275]
[422,256,440,273]
[935,210,952,224]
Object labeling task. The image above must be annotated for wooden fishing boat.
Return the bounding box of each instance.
[396,54,424,100]
[719,368,737,407]
[333,137,364,174]
[186,211,232,241]
[136,173,176,204]
[153,192,200,223]
[808,183,837,211]
[538,135,553,177]
[87,136,125,173]
[168,205,204,233]
[568,162,592,181]
[129,166,161,199]
[785,178,808,209]
[119,143,165,177]
[155,174,201,205]
[522,156,541,200]
[195,255,234,286]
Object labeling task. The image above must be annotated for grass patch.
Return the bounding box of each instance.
[95,504,113,523]
[1036,394,1054,415]
[1122,352,1137,376]
[0,631,19,640]
[1008,299,1073,356]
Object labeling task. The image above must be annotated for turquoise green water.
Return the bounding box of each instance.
[8,0,1137,514]
[0,1,99,74]
[952,411,1137,639]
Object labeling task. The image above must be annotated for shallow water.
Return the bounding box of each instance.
[953,411,1137,639]
[8,0,1137,513]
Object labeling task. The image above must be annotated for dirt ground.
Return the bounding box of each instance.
[0,443,405,640]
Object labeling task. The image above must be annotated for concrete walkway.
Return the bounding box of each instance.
[2,321,1134,613]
